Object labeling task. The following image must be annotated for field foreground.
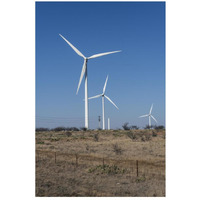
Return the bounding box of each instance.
[36,129,165,197]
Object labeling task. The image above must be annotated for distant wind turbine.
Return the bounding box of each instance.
[108,118,110,130]
[88,76,119,130]
[139,104,158,128]
[59,34,121,129]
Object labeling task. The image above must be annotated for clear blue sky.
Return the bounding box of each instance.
[36,2,165,129]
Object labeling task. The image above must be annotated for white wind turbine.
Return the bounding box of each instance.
[139,104,158,128]
[88,75,119,130]
[59,34,121,129]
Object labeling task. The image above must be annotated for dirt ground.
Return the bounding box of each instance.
[36,129,165,197]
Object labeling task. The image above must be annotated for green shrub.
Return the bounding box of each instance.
[50,137,60,142]
[126,131,137,141]
[88,164,126,175]
[136,176,146,183]
[36,140,44,144]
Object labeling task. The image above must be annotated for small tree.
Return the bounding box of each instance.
[36,127,50,132]
[52,126,66,131]
[80,127,87,131]
[154,125,165,130]
[122,122,130,130]
[144,125,151,129]
[70,127,79,131]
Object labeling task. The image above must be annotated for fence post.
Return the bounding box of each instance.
[136,160,139,177]
[75,154,78,167]
[36,180,39,195]
[55,152,56,163]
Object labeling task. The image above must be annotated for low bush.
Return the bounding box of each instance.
[50,137,60,142]
[80,127,87,131]
[93,133,99,142]
[52,127,67,132]
[88,164,126,175]
[36,128,49,132]
[154,125,165,130]
[152,131,157,137]
[144,125,151,129]
[130,125,139,130]
[136,176,146,183]
[65,132,72,137]
[36,140,44,144]
[113,144,123,155]
[126,131,137,141]
[51,127,79,132]
[69,127,79,131]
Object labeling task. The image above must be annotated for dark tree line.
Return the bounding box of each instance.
[36,126,80,132]
[36,124,165,132]
[122,123,139,130]
[122,123,165,130]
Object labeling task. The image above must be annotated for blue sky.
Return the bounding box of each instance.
[36,1,165,129]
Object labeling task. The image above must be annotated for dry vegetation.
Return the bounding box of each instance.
[36,129,165,197]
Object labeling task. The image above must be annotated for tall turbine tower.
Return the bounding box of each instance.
[139,104,158,128]
[59,34,121,129]
[88,76,119,130]
[108,118,110,130]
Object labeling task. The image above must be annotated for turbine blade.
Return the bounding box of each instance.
[139,114,148,118]
[104,95,119,110]
[59,34,85,58]
[88,50,121,59]
[149,104,153,114]
[88,94,102,100]
[103,75,109,94]
[151,115,158,123]
[76,60,86,94]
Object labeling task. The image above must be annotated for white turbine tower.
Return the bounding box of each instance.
[139,104,158,128]
[108,118,110,130]
[88,76,119,130]
[59,34,121,129]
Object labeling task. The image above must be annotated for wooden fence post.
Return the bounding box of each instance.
[136,160,139,177]
[103,157,104,166]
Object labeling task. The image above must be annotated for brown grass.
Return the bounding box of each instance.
[36,129,165,197]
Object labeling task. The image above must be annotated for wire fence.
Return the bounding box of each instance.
[36,150,165,178]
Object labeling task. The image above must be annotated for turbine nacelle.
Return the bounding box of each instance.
[59,34,121,94]
[139,104,158,127]
[88,75,119,110]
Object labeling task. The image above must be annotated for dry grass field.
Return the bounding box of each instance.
[36,129,165,197]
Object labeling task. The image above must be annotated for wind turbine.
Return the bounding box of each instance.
[108,118,110,130]
[59,34,121,129]
[88,75,119,130]
[139,104,158,128]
